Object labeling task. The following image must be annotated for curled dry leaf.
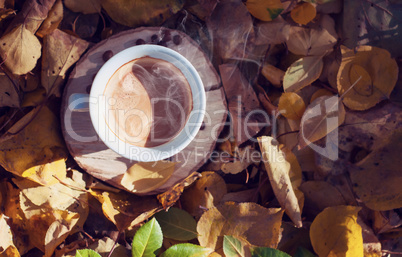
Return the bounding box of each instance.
[278,92,306,120]
[181,171,227,219]
[197,202,284,252]
[64,0,101,14]
[0,106,68,185]
[258,136,303,227]
[337,45,398,111]
[0,71,20,107]
[101,0,184,27]
[42,29,89,97]
[290,2,316,25]
[299,95,345,149]
[157,172,201,210]
[286,15,337,56]
[121,161,176,194]
[245,0,284,21]
[36,0,63,38]
[0,214,19,256]
[349,129,402,211]
[0,25,42,75]
[283,56,324,92]
[90,189,159,231]
[310,206,363,257]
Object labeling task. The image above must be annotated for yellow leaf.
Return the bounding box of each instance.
[0,214,20,257]
[64,0,101,14]
[36,0,63,38]
[291,2,317,25]
[181,172,227,219]
[278,92,306,120]
[337,45,398,110]
[197,202,284,252]
[121,161,176,194]
[0,25,41,75]
[310,206,363,257]
[0,106,68,185]
[299,95,345,149]
[310,88,334,103]
[90,189,159,231]
[258,136,302,227]
[349,129,402,211]
[42,29,89,97]
[101,0,184,27]
[283,56,324,92]
[245,0,284,21]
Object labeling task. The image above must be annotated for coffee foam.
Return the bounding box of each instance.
[104,56,193,147]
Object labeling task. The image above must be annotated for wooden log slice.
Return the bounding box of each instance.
[61,27,227,195]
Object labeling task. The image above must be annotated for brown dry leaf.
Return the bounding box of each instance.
[157,171,201,210]
[5,0,56,33]
[15,173,88,257]
[220,64,266,146]
[41,29,89,97]
[299,181,346,216]
[349,129,402,211]
[0,71,20,107]
[36,0,63,38]
[0,214,20,257]
[286,15,337,56]
[197,202,283,252]
[0,8,15,24]
[0,106,68,185]
[64,0,101,14]
[2,182,34,255]
[207,1,254,60]
[0,25,42,75]
[255,16,290,45]
[261,63,285,87]
[120,161,176,194]
[278,92,306,120]
[21,87,46,107]
[90,189,159,231]
[181,171,227,219]
[357,218,382,257]
[310,206,363,257]
[221,145,259,174]
[258,136,302,227]
[299,95,345,149]
[245,0,284,21]
[336,45,398,111]
[101,0,183,27]
[277,222,312,256]
[290,2,316,25]
[283,56,324,92]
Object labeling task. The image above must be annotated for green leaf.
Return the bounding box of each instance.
[223,235,250,257]
[75,249,102,257]
[250,247,291,257]
[160,243,213,257]
[132,218,163,257]
[294,247,315,257]
[154,208,198,241]
[283,56,324,92]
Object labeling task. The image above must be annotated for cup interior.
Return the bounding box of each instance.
[90,45,206,162]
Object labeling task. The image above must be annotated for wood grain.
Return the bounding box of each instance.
[61,27,227,194]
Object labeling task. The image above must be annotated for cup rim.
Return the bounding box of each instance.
[89,44,206,162]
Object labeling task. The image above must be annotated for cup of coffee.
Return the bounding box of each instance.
[69,45,206,162]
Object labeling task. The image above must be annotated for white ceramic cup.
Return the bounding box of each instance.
[69,45,206,162]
